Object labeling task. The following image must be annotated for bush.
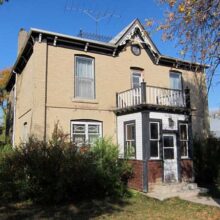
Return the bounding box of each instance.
[193,136,220,185]
[91,138,133,197]
[0,133,132,204]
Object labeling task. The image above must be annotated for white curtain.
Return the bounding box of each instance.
[170,73,181,90]
[75,57,94,99]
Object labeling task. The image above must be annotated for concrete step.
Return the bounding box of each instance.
[147,182,209,201]
[150,182,205,194]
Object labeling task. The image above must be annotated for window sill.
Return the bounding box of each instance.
[181,157,190,160]
[72,98,99,104]
[149,158,161,161]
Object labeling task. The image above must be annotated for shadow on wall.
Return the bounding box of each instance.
[193,136,220,187]
[181,160,193,181]
[184,70,209,138]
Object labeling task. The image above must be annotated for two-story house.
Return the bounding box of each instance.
[6,19,209,192]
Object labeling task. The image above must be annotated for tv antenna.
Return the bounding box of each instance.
[65,0,121,34]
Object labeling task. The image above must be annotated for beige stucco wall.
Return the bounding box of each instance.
[14,51,34,144]
[14,41,209,144]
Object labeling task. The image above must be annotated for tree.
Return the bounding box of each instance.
[147,0,220,92]
[0,68,11,143]
[0,0,9,5]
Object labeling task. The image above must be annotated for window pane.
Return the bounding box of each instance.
[88,125,99,134]
[164,148,174,159]
[180,124,188,140]
[76,57,93,78]
[132,73,141,88]
[163,136,174,148]
[150,123,158,139]
[75,57,94,99]
[88,134,99,144]
[150,141,159,158]
[126,123,135,140]
[73,134,86,145]
[170,73,182,90]
[181,141,188,157]
[73,124,85,134]
[125,141,135,157]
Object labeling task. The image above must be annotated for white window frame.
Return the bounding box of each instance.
[131,71,142,88]
[124,122,136,158]
[170,72,182,91]
[149,122,160,160]
[74,56,95,100]
[179,123,189,158]
[71,121,102,146]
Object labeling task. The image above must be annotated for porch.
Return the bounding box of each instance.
[115,82,191,114]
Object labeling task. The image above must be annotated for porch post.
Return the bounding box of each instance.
[142,111,150,192]
[141,81,146,104]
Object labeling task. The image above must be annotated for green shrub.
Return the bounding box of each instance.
[0,133,132,204]
[92,138,133,197]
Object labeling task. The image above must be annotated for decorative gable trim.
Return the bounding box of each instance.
[113,19,160,55]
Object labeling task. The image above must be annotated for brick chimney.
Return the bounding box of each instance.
[17,28,28,55]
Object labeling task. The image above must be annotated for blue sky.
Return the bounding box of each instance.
[0,0,219,110]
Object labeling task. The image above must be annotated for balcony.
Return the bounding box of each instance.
[115,82,191,114]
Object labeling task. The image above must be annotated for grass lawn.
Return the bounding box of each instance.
[0,192,219,220]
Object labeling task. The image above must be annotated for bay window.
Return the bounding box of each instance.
[124,121,136,158]
[179,123,189,158]
[150,122,160,159]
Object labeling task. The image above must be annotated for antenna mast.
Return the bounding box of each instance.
[65,0,121,34]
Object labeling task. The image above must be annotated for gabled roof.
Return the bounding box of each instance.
[110,18,160,55]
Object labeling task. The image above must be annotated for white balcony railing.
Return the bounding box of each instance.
[117,84,188,109]
[146,86,185,107]
[117,87,142,108]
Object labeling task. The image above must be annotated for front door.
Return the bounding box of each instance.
[163,134,178,182]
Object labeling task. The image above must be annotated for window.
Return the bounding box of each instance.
[150,122,160,159]
[75,56,95,99]
[163,135,175,159]
[23,122,28,143]
[124,121,136,158]
[179,123,189,158]
[132,72,142,88]
[71,121,102,146]
[170,72,182,90]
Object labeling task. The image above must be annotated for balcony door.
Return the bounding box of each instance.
[131,72,142,105]
[132,72,142,89]
[163,134,178,183]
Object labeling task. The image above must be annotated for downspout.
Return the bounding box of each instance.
[44,42,48,142]
[12,72,17,148]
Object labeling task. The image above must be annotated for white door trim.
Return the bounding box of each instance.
[163,133,178,182]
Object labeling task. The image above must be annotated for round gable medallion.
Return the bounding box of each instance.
[131,44,141,56]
